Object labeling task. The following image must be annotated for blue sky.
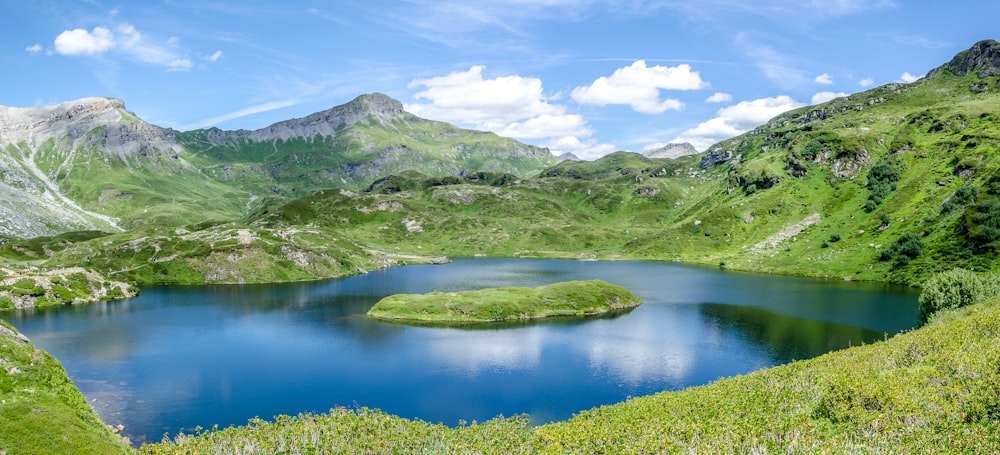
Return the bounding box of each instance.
[4,1,997,159]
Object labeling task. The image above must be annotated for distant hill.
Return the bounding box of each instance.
[643,142,697,159]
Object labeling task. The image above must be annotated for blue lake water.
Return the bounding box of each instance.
[8,258,919,445]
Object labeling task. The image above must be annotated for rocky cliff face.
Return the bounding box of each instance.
[940,39,1000,78]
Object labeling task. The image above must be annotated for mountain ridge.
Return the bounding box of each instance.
[196,93,407,143]
[0,93,558,239]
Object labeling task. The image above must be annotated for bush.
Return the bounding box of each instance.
[865,160,903,211]
[918,268,1000,323]
[966,196,1000,250]
[878,232,924,265]
[942,186,979,214]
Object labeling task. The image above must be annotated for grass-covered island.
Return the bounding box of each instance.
[367,279,641,323]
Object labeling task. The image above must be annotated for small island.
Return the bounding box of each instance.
[367,279,642,323]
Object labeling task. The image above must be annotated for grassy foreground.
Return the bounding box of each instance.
[140,296,1000,454]
[0,320,131,455]
[367,279,641,323]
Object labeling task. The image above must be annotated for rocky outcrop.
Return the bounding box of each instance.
[699,148,733,170]
[939,39,1000,78]
[643,142,697,159]
[0,267,137,310]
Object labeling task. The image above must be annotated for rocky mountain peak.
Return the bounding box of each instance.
[215,93,407,143]
[643,142,697,159]
[942,39,1000,78]
[348,93,405,117]
[0,97,177,159]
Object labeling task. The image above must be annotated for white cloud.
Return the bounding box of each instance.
[54,26,115,55]
[408,65,563,130]
[737,33,807,89]
[168,58,194,72]
[545,136,617,161]
[571,61,708,113]
[182,99,299,130]
[900,71,921,83]
[811,91,849,104]
[705,92,733,103]
[808,0,897,16]
[407,65,606,157]
[499,114,592,139]
[205,50,223,62]
[673,96,804,151]
[51,23,196,72]
[25,44,44,54]
[859,77,874,87]
[814,73,834,85]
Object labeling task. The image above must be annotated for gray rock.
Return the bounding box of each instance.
[699,148,733,170]
[643,142,697,159]
[206,93,406,143]
[935,39,1000,79]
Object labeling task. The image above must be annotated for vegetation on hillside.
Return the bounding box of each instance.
[367,279,641,323]
[0,320,131,454]
[0,266,137,310]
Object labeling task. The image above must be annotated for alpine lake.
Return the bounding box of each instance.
[9,258,918,445]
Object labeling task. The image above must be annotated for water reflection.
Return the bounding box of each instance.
[699,303,884,363]
[6,258,918,444]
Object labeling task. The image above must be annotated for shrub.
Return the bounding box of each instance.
[865,160,903,211]
[878,232,923,265]
[941,185,979,214]
[965,196,1000,250]
[800,139,823,160]
[918,268,1000,323]
[0,296,13,309]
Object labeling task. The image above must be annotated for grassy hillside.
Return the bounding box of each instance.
[141,291,1000,454]
[26,221,446,286]
[23,136,252,229]
[0,320,131,454]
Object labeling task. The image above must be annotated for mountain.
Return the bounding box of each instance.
[176,93,557,198]
[0,97,239,239]
[0,94,558,240]
[642,142,697,159]
[557,152,580,161]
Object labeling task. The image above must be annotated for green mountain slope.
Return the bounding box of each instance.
[0,94,558,240]
[177,93,558,198]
